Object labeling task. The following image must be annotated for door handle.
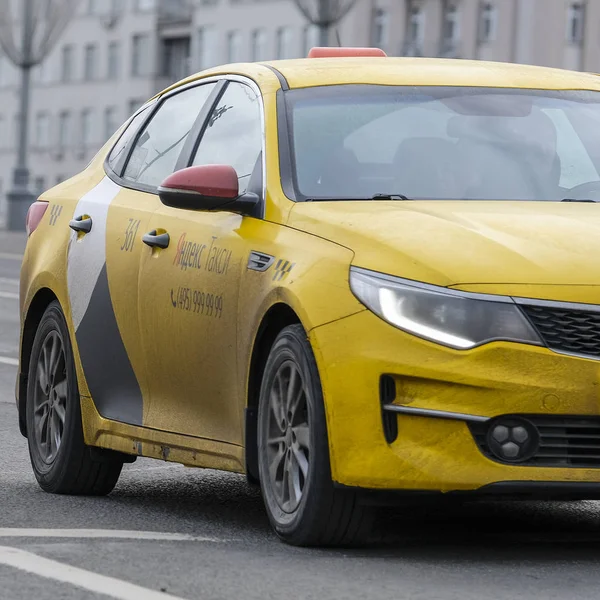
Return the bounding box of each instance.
[142,230,170,249]
[69,215,92,233]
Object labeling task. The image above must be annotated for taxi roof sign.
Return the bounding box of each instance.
[307,47,387,58]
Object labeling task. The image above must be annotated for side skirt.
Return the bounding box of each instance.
[80,396,245,473]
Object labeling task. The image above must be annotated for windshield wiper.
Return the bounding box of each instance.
[371,193,411,200]
[561,198,599,203]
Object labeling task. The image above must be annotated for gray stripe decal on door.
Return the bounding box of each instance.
[75,263,143,426]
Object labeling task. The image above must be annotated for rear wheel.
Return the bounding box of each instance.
[26,301,123,495]
[257,324,373,547]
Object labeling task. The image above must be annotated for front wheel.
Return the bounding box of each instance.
[25,301,123,495]
[257,324,373,547]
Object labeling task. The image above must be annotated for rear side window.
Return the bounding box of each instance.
[106,104,152,175]
[123,83,216,188]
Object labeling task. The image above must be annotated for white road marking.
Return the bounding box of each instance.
[0,356,18,366]
[0,253,23,262]
[0,528,224,542]
[0,546,186,600]
[0,291,19,300]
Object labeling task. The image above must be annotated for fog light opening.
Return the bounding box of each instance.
[486,417,540,463]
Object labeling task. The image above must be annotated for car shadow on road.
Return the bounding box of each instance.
[12,459,600,561]
[352,497,600,564]
[109,467,600,560]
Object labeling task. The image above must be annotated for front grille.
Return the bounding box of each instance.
[520,304,600,358]
[470,416,600,468]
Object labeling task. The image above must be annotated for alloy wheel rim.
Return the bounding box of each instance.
[33,330,67,464]
[265,360,310,513]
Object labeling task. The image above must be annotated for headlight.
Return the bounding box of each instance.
[349,268,542,350]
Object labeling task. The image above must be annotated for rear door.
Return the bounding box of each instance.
[66,104,156,427]
[67,82,218,428]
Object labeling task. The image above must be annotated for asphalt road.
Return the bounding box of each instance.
[2,232,600,599]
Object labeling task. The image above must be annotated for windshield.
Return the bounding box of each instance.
[283,85,600,202]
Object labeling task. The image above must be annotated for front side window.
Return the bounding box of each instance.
[283,85,600,202]
[192,82,262,196]
[123,83,216,187]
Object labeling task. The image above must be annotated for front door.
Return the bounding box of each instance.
[137,79,264,444]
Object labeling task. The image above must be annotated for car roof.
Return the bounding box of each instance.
[161,57,600,97]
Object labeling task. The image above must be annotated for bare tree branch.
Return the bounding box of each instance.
[0,0,81,68]
[292,0,358,27]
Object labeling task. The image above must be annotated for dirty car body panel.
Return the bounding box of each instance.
[16,57,600,507]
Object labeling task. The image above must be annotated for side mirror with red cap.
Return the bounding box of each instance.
[157,165,259,215]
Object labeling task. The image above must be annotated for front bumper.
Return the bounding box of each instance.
[309,309,600,493]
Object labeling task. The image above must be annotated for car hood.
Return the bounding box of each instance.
[288,201,600,287]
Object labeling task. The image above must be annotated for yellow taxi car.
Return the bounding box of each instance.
[16,46,600,546]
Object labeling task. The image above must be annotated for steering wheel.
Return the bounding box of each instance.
[564,181,600,201]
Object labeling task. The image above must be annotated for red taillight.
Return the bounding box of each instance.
[25,201,49,236]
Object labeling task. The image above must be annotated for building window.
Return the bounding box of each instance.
[132,34,150,76]
[84,44,98,81]
[441,3,460,55]
[198,27,218,70]
[276,27,293,59]
[34,176,46,194]
[35,113,50,148]
[129,99,144,116]
[135,0,155,11]
[302,24,319,56]
[108,41,120,79]
[251,29,268,61]
[567,2,585,45]
[81,109,94,147]
[408,4,425,43]
[58,111,71,149]
[372,8,389,49]
[0,55,5,87]
[104,106,119,141]
[479,2,497,43]
[61,45,74,82]
[404,2,425,55]
[227,30,242,63]
[162,37,191,81]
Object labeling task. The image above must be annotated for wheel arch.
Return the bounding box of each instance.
[245,302,302,485]
[18,288,60,437]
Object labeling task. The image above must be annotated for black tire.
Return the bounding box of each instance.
[257,324,373,547]
[25,300,123,495]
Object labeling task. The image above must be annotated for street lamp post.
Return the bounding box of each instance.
[293,0,358,49]
[0,0,80,231]
[7,0,35,231]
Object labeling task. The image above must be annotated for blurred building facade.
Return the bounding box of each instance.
[0,0,598,222]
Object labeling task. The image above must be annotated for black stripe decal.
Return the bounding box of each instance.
[75,263,143,426]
